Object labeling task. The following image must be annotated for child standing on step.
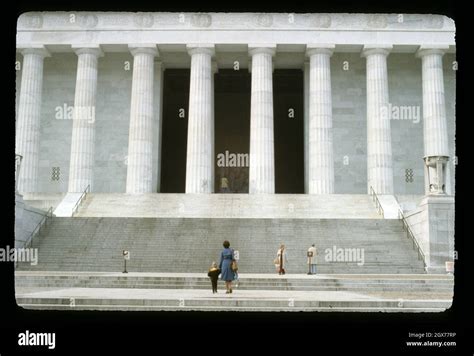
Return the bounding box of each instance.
[207,262,221,293]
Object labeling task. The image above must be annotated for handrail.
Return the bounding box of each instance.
[24,206,54,249]
[72,184,90,216]
[398,208,427,269]
[369,186,384,218]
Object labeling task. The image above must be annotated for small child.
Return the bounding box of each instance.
[207,262,221,294]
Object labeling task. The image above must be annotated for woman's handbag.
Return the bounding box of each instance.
[231,260,238,272]
[273,257,279,265]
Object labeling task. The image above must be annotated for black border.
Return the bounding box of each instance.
[2,0,471,354]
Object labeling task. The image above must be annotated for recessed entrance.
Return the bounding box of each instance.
[160,68,303,194]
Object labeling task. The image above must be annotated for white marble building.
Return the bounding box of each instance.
[15,12,456,273]
[15,12,456,196]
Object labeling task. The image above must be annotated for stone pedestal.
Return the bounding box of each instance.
[420,196,455,273]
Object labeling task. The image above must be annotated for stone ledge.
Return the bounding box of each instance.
[16,12,456,51]
[18,12,455,31]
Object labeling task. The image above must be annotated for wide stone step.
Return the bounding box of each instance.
[17,304,447,312]
[74,193,384,219]
[15,273,453,293]
[15,287,452,312]
[19,266,425,274]
[14,284,453,293]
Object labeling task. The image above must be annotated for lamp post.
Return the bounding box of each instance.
[123,250,129,273]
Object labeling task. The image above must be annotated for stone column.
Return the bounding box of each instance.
[185,45,215,193]
[303,61,309,194]
[416,46,450,195]
[211,60,218,192]
[68,46,103,193]
[126,45,158,194]
[15,46,50,194]
[249,45,276,194]
[362,45,394,195]
[306,45,335,194]
[152,61,164,193]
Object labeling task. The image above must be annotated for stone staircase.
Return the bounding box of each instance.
[15,194,445,312]
[17,217,425,274]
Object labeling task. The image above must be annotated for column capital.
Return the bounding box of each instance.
[305,44,335,57]
[248,44,276,56]
[186,44,215,56]
[128,44,159,57]
[72,45,104,57]
[361,45,392,58]
[18,45,51,58]
[416,45,449,58]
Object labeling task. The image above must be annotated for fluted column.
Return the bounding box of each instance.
[416,46,450,195]
[306,45,335,194]
[185,44,215,193]
[126,45,158,193]
[362,45,394,195]
[211,60,218,192]
[303,61,309,193]
[153,61,164,193]
[16,46,50,194]
[68,46,103,193]
[249,45,276,194]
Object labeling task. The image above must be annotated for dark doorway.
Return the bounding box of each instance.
[160,68,303,194]
[273,69,304,193]
[160,69,189,193]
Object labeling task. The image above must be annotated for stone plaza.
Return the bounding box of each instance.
[14,12,455,311]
